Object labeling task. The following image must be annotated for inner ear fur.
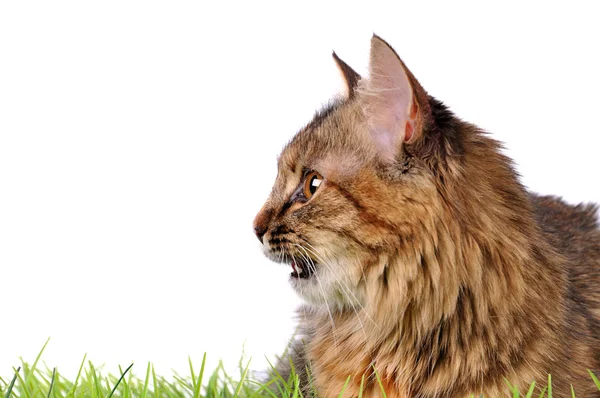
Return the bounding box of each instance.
[359,34,433,162]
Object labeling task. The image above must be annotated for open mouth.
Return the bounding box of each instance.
[289,256,316,279]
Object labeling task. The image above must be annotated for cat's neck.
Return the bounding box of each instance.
[376,118,567,344]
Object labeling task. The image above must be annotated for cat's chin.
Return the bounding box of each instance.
[286,259,328,303]
[289,275,354,309]
[263,249,358,306]
[289,275,328,305]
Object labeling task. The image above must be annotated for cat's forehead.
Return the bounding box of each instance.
[277,99,370,178]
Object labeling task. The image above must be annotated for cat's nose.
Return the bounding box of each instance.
[254,224,267,244]
[253,207,272,244]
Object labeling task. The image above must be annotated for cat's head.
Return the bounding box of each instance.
[253,35,466,311]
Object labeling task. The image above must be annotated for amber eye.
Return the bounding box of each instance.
[303,171,323,200]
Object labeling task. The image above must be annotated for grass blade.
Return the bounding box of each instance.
[95,364,104,397]
[233,359,251,398]
[46,368,56,398]
[4,367,20,398]
[24,337,51,395]
[67,353,87,397]
[193,353,207,398]
[247,379,279,398]
[141,362,151,398]
[13,366,29,398]
[589,370,600,390]
[117,365,132,398]
[372,366,387,398]
[513,386,520,398]
[336,376,351,398]
[189,357,197,391]
[152,365,159,397]
[525,381,536,398]
[547,374,552,398]
[358,374,365,398]
[291,374,300,398]
[106,363,133,398]
[263,357,290,397]
[504,378,519,398]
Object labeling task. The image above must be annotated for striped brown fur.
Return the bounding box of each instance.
[253,35,600,397]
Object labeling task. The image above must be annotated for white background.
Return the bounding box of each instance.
[1,1,599,381]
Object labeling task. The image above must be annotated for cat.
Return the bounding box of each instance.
[253,35,600,397]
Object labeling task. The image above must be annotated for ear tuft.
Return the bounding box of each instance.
[332,51,361,99]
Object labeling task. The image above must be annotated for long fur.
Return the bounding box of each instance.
[254,37,600,397]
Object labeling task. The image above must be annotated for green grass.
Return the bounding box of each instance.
[2,341,599,397]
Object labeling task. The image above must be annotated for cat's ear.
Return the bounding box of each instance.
[359,34,431,163]
[332,51,361,99]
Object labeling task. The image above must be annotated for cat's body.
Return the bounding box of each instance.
[254,36,600,397]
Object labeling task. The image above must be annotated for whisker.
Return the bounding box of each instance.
[292,244,340,351]
[293,244,373,356]
[298,241,380,331]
